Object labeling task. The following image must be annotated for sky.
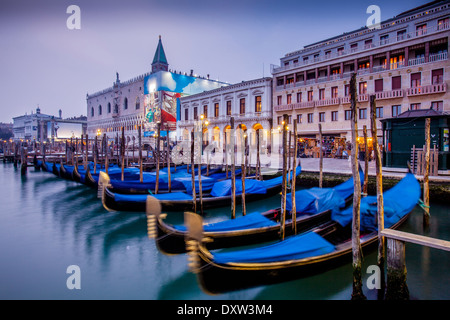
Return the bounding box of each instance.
[0,0,429,123]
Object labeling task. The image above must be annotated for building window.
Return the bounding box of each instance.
[214,103,219,118]
[432,69,444,85]
[226,101,232,115]
[359,108,367,119]
[287,94,292,105]
[297,92,302,103]
[380,34,389,45]
[193,107,198,120]
[431,101,443,111]
[345,110,352,120]
[364,39,373,49]
[438,18,449,30]
[98,105,102,116]
[392,76,402,90]
[277,95,282,105]
[307,113,314,123]
[214,103,219,117]
[331,87,338,99]
[277,116,282,125]
[344,84,350,97]
[416,24,427,36]
[392,105,401,117]
[319,112,325,122]
[297,114,302,124]
[255,96,262,113]
[411,73,421,88]
[319,88,325,100]
[108,102,111,113]
[202,105,207,119]
[91,107,94,117]
[410,103,421,110]
[124,98,128,110]
[376,107,384,119]
[359,82,367,94]
[135,97,140,110]
[239,98,245,115]
[185,108,189,121]
[337,47,344,56]
[390,55,404,69]
[307,90,313,101]
[288,115,292,124]
[350,43,358,52]
[375,79,383,92]
[325,50,331,58]
[397,30,406,41]
[331,111,338,121]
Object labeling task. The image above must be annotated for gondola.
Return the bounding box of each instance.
[101,167,301,213]
[104,166,225,195]
[147,169,361,255]
[183,172,421,294]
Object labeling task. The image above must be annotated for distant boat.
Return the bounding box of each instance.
[183,172,420,294]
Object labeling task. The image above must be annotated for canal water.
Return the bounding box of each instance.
[0,162,448,300]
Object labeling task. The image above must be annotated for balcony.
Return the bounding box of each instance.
[274,104,293,112]
[272,22,450,74]
[315,97,340,107]
[294,101,315,110]
[375,89,404,100]
[406,83,447,96]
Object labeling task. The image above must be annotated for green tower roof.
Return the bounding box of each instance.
[152,35,168,66]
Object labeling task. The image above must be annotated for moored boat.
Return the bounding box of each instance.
[183,172,421,294]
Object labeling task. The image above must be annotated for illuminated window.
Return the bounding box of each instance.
[359,82,367,94]
[214,103,219,117]
[331,87,338,98]
[438,18,449,30]
[416,24,427,36]
[239,98,245,115]
[255,96,262,113]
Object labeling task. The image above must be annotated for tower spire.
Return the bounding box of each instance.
[152,35,168,73]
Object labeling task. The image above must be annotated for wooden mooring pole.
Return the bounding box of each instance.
[318,123,323,188]
[138,126,143,183]
[350,73,366,300]
[280,114,288,241]
[423,118,431,227]
[241,128,247,216]
[155,122,161,194]
[370,95,385,299]
[230,117,236,219]
[190,130,197,213]
[291,119,298,234]
[363,125,369,195]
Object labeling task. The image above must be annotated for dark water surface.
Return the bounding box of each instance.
[0,163,449,300]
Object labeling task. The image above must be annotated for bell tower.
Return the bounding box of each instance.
[151,35,169,73]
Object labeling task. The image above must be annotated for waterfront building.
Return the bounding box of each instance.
[13,107,87,142]
[177,77,273,152]
[271,0,450,155]
[86,36,228,143]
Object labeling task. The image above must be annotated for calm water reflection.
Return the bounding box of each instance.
[0,163,448,300]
